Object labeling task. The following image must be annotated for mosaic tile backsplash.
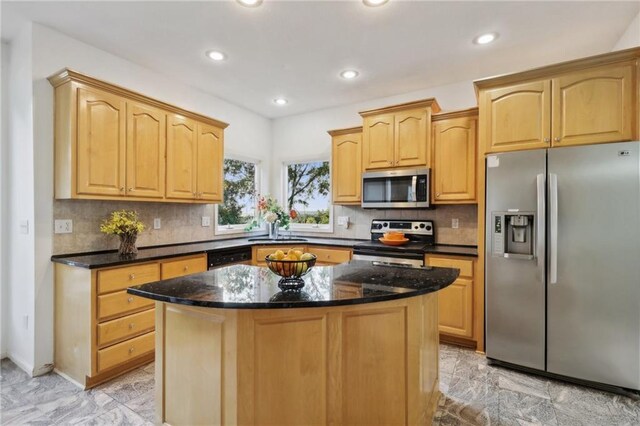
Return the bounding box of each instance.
[53,200,477,255]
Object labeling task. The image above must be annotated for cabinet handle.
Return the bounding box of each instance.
[554,137,561,142]
[436,193,440,197]
[183,266,189,272]
[127,297,134,303]
[544,138,550,143]
[128,188,133,192]
[129,274,135,280]
[129,323,135,330]
[129,347,135,354]
[120,187,124,192]
[193,192,197,196]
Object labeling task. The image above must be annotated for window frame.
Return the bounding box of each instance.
[214,155,261,235]
[282,158,333,233]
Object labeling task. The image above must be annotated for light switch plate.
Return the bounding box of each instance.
[337,216,350,228]
[153,218,161,230]
[452,218,459,229]
[54,219,72,234]
[201,216,211,227]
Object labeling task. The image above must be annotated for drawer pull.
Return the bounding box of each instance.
[183,266,189,272]
[127,297,134,303]
[129,274,135,280]
[129,323,135,330]
[129,347,135,354]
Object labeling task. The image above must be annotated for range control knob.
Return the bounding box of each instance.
[419,223,426,228]
[414,226,418,229]
[373,223,382,230]
[383,222,388,227]
[426,225,432,231]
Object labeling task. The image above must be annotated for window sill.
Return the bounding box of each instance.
[288,225,334,234]
[215,226,262,236]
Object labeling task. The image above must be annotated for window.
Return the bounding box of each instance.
[285,160,332,231]
[216,158,259,233]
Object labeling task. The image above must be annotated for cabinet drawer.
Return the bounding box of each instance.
[97,308,155,347]
[161,255,207,280]
[426,257,473,278]
[98,263,160,294]
[309,247,351,264]
[98,291,154,320]
[98,331,155,372]
[255,246,307,265]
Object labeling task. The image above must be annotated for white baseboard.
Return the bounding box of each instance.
[33,362,54,377]
[6,354,34,377]
[53,368,85,390]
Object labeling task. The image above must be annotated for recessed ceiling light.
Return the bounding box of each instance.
[237,0,263,7]
[474,33,498,45]
[363,0,389,6]
[206,50,227,61]
[274,98,288,106]
[340,70,359,80]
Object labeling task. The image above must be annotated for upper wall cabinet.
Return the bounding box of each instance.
[476,49,639,154]
[360,99,441,170]
[48,69,228,203]
[329,127,362,205]
[432,108,478,204]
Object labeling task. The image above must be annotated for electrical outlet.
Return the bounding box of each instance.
[452,218,459,229]
[153,218,161,230]
[54,219,73,234]
[337,216,350,228]
[20,220,29,235]
[201,216,211,227]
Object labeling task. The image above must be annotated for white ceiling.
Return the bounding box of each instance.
[2,1,639,118]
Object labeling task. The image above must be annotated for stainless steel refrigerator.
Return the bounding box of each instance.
[485,141,640,391]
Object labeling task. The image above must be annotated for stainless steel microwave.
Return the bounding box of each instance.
[361,168,430,209]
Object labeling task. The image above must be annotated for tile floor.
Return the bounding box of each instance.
[1,344,638,425]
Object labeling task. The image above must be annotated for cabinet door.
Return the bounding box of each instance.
[437,278,473,338]
[76,87,126,196]
[363,115,394,170]
[126,102,166,198]
[331,132,362,204]
[395,108,428,167]
[482,80,551,153]
[196,123,224,202]
[552,62,634,147]
[432,117,477,203]
[166,114,197,199]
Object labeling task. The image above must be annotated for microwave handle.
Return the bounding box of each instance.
[411,176,417,202]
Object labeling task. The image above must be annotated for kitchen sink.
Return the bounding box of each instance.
[247,237,308,242]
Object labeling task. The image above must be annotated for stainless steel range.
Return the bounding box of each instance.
[353,219,434,267]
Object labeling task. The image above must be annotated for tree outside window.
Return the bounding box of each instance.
[286,160,331,226]
[217,158,258,228]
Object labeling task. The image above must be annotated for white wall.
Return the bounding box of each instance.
[269,80,477,198]
[613,10,640,51]
[2,22,273,375]
[4,23,36,373]
[0,42,8,358]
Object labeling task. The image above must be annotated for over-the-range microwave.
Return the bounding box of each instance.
[361,168,430,209]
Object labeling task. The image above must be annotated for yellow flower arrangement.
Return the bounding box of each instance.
[100,210,145,236]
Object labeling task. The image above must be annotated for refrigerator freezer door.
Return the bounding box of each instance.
[486,150,546,370]
[547,141,640,390]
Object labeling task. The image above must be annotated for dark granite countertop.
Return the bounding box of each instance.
[127,260,459,309]
[51,236,477,269]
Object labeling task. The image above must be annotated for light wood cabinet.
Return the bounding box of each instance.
[426,255,477,347]
[252,245,308,266]
[360,99,440,170]
[49,69,228,203]
[476,56,638,153]
[54,253,207,388]
[432,109,477,204]
[307,246,352,265]
[329,127,362,204]
[76,86,127,196]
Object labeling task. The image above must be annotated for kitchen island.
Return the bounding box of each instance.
[128,260,459,425]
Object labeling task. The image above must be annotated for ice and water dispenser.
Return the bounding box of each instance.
[491,212,536,259]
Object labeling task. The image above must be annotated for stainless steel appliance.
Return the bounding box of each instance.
[361,169,430,209]
[486,141,640,391]
[353,219,434,267]
[207,246,252,270]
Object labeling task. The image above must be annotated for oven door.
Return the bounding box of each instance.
[361,169,429,208]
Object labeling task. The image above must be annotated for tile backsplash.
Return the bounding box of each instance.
[53,200,477,255]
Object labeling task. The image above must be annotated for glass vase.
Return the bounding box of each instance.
[268,221,280,239]
[119,233,138,255]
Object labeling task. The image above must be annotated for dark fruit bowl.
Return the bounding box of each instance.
[265,255,317,290]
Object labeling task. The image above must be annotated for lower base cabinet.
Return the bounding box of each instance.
[252,245,352,266]
[54,254,206,388]
[425,255,478,348]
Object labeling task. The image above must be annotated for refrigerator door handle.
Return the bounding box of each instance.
[536,174,546,278]
[549,173,558,284]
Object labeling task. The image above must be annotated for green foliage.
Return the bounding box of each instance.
[218,159,256,226]
[296,209,330,225]
[287,161,330,212]
[100,210,145,236]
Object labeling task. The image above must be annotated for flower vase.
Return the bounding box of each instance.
[119,233,138,255]
[268,221,280,239]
